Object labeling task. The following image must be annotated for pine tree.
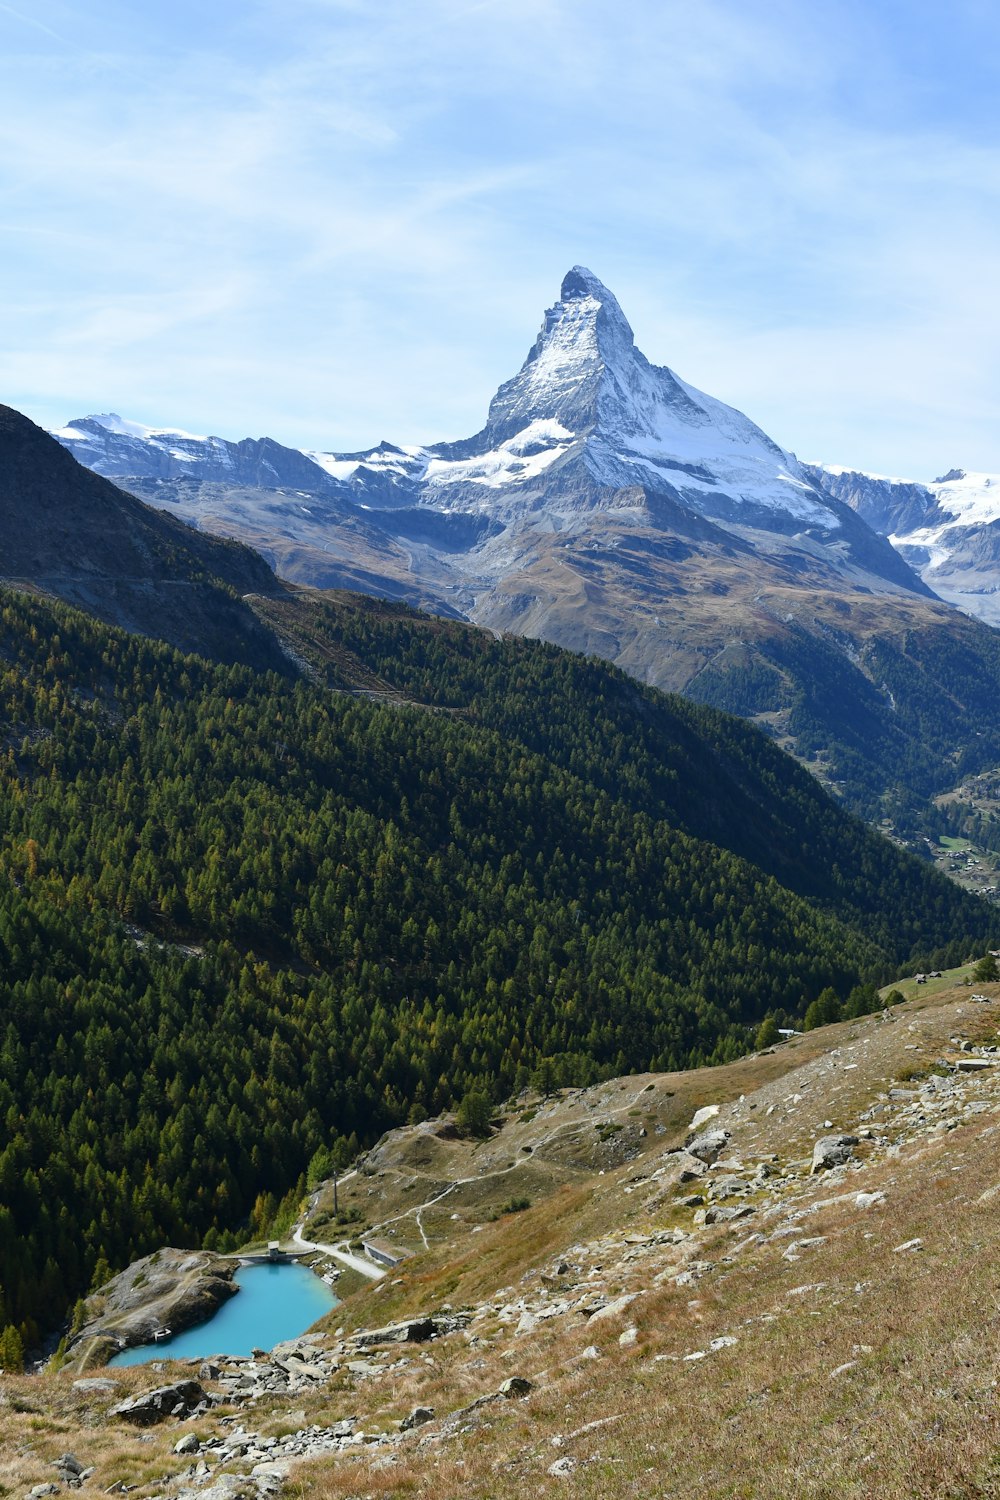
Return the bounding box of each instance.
[0,1323,24,1372]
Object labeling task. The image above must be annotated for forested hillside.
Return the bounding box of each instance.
[0,585,993,1345]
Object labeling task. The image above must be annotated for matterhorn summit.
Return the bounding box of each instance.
[54,265,932,661]
[407,266,850,531]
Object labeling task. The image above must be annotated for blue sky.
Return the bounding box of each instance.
[4,0,1000,477]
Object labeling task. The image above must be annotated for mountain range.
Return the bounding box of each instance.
[806,462,1000,625]
[50,269,1000,827]
[54,267,927,615]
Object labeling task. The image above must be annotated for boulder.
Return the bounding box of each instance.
[704,1204,755,1225]
[52,1455,84,1487]
[71,1377,119,1394]
[685,1129,731,1165]
[707,1175,749,1201]
[810,1135,859,1174]
[499,1376,534,1398]
[400,1405,435,1431]
[352,1317,436,1348]
[109,1379,208,1426]
[588,1292,639,1323]
[175,1433,200,1455]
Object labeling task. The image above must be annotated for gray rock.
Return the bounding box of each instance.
[707,1175,750,1201]
[27,1486,60,1499]
[249,1463,288,1491]
[704,1204,755,1225]
[53,1456,83,1477]
[174,1434,200,1455]
[352,1317,436,1348]
[400,1405,435,1431]
[810,1134,859,1174]
[178,1477,250,1500]
[71,1377,120,1394]
[589,1292,638,1322]
[685,1129,731,1164]
[109,1379,208,1426]
[499,1376,534,1398]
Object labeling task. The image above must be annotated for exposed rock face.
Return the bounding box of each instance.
[807,461,1000,627]
[811,1134,860,1174]
[67,1249,238,1369]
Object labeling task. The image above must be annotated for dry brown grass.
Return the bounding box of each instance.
[297,1102,1000,1500]
[7,984,1000,1500]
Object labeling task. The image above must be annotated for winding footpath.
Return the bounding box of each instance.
[291,1180,386,1281]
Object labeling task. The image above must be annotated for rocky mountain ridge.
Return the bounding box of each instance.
[807,462,1000,626]
[55,270,927,606]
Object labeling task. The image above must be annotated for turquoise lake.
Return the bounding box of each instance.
[109,1262,338,1366]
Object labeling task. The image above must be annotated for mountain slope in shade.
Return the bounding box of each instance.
[808,462,1000,627]
[0,405,289,669]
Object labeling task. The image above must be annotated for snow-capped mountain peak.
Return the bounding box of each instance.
[68,412,207,442]
[415,267,838,530]
[52,267,930,601]
[53,413,340,492]
[805,461,1000,625]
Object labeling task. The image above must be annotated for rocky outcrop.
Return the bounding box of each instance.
[350,1313,469,1349]
[67,1250,238,1369]
[109,1380,209,1426]
[810,1134,859,1174]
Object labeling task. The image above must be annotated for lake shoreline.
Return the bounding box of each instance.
[108,1260,339,1367]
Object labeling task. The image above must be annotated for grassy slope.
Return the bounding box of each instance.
[8,981,1000,1500]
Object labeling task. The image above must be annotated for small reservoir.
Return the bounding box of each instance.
[109,1262,338,1366]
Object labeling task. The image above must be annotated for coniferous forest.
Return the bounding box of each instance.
[0,585,994,1344]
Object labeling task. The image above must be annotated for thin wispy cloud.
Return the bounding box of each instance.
[2,0,1000,474]
[0,1,70,44]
